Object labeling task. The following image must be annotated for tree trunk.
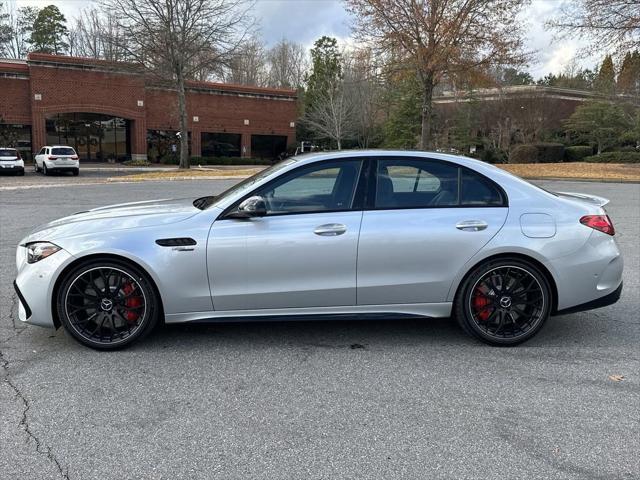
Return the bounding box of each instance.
[176,69,190,169]
[337,138,341,150]
[419,73,435,150]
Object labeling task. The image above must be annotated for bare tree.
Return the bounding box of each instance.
[266,39,308,89]
[223,36,267,86]
[548,0,640,54]
[343,47,383,147]
[2,4,39,58]
[71,8,131,61]
[302,76,355,150]
[102,0,253,168]
[346,0,529,149]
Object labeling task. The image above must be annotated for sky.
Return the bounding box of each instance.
[14,0,598,79]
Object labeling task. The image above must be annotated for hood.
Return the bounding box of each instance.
[554,191,610,207]
[24,198,201,242]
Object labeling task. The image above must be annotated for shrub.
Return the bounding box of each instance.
[564,146,593,162]
[122,159,151,167]
[509,143,565,164]
[479,148,508,164]
[191,156,273,165]
[584,152,640,163]
[159,156,273,165]
[509,145,537,164]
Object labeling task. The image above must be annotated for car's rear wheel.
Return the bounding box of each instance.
[72,168,79,176]
[454,258,551,346]
[34,162,39,173]
[42,163,49,176]
[56,259,160,350]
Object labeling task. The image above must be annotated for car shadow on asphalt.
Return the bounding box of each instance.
[145,316,475,350]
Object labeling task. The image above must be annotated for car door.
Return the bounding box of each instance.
[36,147,46,168]
[357,157,509,305]
[208,158,365,311]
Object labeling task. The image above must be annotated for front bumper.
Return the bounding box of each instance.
[15,246,74,328]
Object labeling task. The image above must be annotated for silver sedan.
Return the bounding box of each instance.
[15,151,623,349]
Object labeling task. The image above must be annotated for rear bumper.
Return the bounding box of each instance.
[555,281,622,315]
[0,164,24,173]
[44,160,79,171]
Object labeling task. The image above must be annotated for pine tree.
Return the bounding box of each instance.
[617,52,635,94]
[29,5,68,54]
[594,55,616,95]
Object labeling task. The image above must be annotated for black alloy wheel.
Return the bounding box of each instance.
[57,260,160,349]
[455,258,551,346]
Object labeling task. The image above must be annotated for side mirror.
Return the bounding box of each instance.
[228,195,267,218]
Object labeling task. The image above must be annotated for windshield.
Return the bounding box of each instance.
[0,149,18,157]
[52,147,76,156]
[208,158,298,208]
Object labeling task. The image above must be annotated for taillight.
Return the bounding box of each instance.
[580,215,615,236]
[48,156,58,160]
[71,155,79,160]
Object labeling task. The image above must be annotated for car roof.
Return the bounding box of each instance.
[291,149,499,173]
[44,145,75,148]
[0,147,18,150]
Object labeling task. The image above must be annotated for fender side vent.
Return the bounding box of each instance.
[156,238,197,247]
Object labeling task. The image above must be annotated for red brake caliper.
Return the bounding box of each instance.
[472,287,491,321]
[122,282,142,322]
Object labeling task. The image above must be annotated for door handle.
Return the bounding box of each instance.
[314,223,347,236]
[456,220,488,231]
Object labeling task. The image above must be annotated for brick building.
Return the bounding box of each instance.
[0,53,297,162]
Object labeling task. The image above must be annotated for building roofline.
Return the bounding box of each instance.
[434,84,639,104]
[23,53,297,99]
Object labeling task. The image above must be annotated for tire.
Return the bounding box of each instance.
[72,168,79,176]
[56,259,160,350]
[454,258,551,346]
[18,169,25,176]
[43,163,49,176]
[34,162,39,173]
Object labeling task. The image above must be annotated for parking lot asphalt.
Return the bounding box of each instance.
[1,177,638,479]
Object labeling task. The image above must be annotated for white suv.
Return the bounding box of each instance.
[34,146,79,176]
[0,148,25,175]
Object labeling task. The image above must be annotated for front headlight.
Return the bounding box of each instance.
[25,242,61,263]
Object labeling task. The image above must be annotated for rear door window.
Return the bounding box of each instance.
[376,158,459,208]
[460,169,505,206]
[52,147,76,156]
[0,149,18,157]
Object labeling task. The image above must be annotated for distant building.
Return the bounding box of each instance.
[0,53,297,162]
[432,85,638,152]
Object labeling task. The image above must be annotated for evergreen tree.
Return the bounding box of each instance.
[305,36,342,112]
[564,101,630,154]
[618,50,640,95]
[29,5,68,54]
[381,74,422,149]
[594,55,616,95]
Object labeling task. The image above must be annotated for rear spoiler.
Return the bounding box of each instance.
[554,191,609,207]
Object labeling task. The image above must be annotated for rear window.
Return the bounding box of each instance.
[0,149,18,157]
[52,147,76,156]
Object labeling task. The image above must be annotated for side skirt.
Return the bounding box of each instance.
[164,302,452,324]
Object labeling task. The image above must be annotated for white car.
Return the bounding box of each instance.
[0,147,25,175]
[34,145,79,176]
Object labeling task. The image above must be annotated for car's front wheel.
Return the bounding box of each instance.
[56,259,160,350]
[454,258,551,346]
